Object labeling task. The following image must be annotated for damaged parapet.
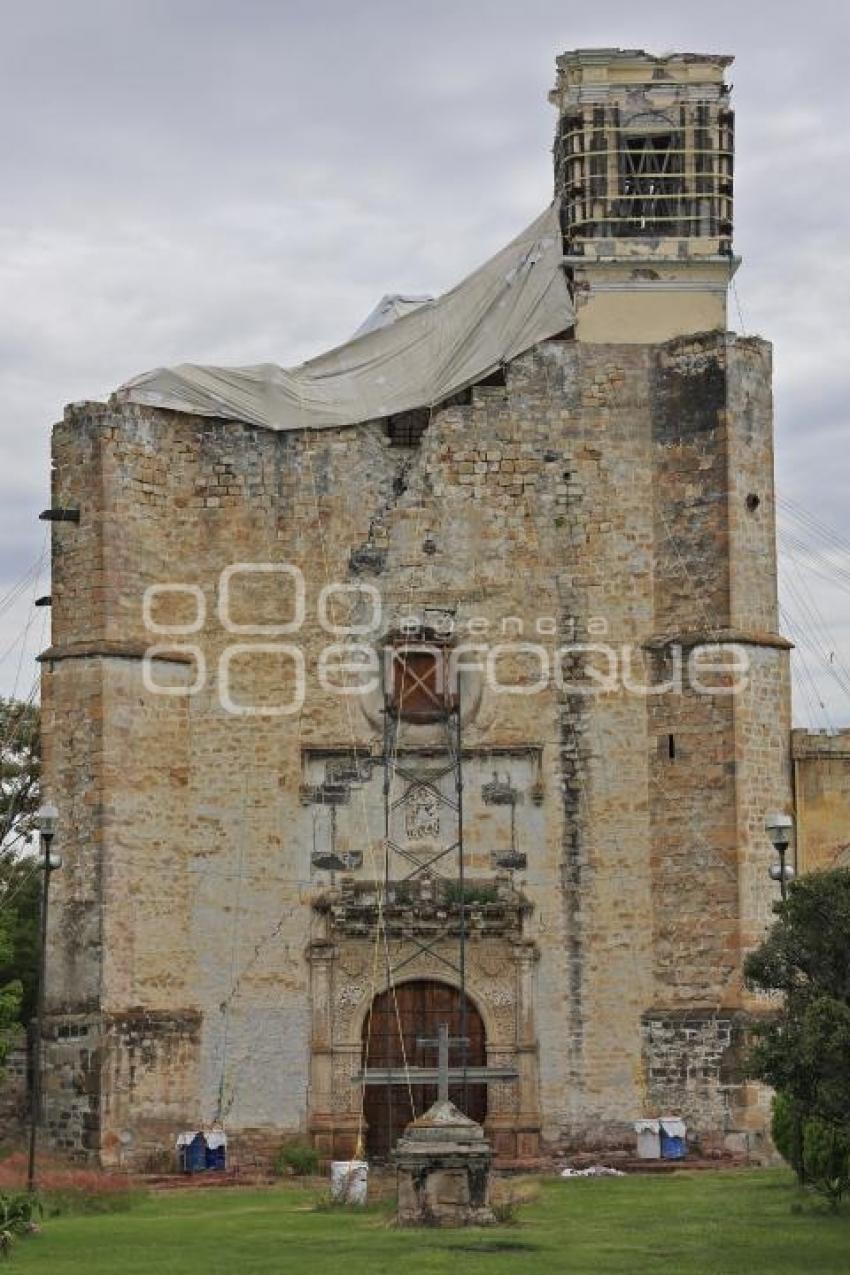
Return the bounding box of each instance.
[394,1100,495,1228]
[550,48,737,342]
[313,875,531,939]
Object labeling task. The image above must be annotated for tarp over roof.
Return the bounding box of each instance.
[351,293,434,338]
[118,202,572,433]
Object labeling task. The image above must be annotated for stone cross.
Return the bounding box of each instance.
[415,1023,468,1103]
[358,1017,518,1090]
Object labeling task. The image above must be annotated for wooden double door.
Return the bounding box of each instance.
[361,980,486,1159]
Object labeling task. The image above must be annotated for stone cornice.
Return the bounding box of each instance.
[644,628,793,653]
[38,639,195,665]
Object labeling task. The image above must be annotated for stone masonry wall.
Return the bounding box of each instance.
[42,332,790,1164]
[0,1034,28,1146]
[648,334,790,1009]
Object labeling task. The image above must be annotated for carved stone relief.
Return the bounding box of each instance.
[404,788,441,842]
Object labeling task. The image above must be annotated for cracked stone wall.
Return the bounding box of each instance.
[41,331,790,1165]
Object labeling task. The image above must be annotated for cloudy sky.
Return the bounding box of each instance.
[1,0,849,726]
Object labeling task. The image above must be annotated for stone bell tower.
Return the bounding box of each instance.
[550,48,736,342]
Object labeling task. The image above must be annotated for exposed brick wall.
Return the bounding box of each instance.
[44,1016,101,1154]
[642,1011,742,1139]
[0,1036,28,1144]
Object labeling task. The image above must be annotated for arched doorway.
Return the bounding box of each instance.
[361,980,487,1159]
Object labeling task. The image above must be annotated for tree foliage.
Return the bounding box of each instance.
[0,1190,41,1257]
[0,699,42,1052]
[746,869,850,1207]
[0,908,23,1071]
[0,858,39,1024]
[0,697,40,851]
[771,1092,850,1209]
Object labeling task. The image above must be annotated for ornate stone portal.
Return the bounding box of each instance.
[307,876,541,1162]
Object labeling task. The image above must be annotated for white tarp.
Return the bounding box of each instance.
[351,293,434,338]
[118,202,572,433]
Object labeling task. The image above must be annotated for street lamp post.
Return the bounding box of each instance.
[765,811,795,902]
[763,809,803,1179]
[27,803,61,1196]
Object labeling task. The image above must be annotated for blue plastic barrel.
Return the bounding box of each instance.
[182,1132,208,1174]
[659,1118,687,1160]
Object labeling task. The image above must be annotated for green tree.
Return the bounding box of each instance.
[0,900,22,1068]
[0,698,41,1054]
[746,868,850,1207]
[0,697,40,851]
[0,858,39,1023]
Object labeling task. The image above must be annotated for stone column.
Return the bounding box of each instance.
[307,940,336,1157]
[514,939,542,1157]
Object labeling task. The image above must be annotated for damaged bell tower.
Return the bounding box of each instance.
[551,49,735,342]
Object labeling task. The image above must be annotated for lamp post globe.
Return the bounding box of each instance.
[35,803,58,840]
[769,862,795,884]
[764,811,793,853]
[764,811,794,902]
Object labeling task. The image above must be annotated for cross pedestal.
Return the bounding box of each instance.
[383,1021,498,1227]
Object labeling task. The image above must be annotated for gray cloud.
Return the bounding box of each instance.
[2,0,849,724]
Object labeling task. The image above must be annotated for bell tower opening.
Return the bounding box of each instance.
[622,132,678,230]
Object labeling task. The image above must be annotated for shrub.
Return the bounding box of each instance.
[443,882,498,907]
[273,1141,319,1178]
[801,1118,850,1211]
[490,1177,539,1225]
[771,1092,798,1172]
[490,1197,518,1226]
[771,1093,850,1211]
[0,1192,40,1259]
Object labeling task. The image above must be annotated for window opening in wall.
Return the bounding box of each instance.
[386,633,454,723]
[386,408,430,448]
[668,733,676,760]
[474,368,506,389]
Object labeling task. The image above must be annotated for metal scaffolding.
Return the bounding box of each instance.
[378,635,470,1127]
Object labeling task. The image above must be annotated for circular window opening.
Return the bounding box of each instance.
[746,493,761,513]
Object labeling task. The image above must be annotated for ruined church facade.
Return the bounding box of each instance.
[41,49,791,1167]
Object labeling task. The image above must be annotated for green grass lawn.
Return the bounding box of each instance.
[10,1169,850,1275]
